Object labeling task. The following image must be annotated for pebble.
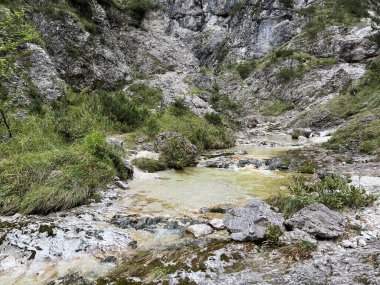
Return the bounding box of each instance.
[357,238,367,247]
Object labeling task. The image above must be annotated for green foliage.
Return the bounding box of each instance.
[204,112,223,126]
[229,2,246,17]
[267,174,377,218]
[300,0,370,38]
[211,93,240,114]
[279,0,294,9]
[128,83,163,108]
[278,241,317,261]
[96,90,149,131]
[297,163,317,174]
[0,133,121,215]
[124,0,160,27]
[324,58,380,154]
[131,158,167,173]
[235,60,257,79]
[168,98,188,117]
[160,137,195,170]
[263,225,283,247]
[153,105,235,151]
[262,100,295,116]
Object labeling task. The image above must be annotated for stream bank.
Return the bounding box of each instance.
[0,132,379,285]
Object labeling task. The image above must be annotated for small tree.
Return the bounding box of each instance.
[0,9,42,139]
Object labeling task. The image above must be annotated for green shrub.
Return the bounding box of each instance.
[124,0,160,27]
[298,163,317,174]
[267,174,377,218]
[160,137,197,170]
[277,68,302,82]
[263,225,283,247]
[153,108,235,150]
[169,98,188,117]
[235,61,256,79]
[96,90,149,131]
[279,0,294,8]
[262,100,295,116]
[229,2,246,17]
[204,112,223,126]
[128,83,163,108]
[131,158,167,172]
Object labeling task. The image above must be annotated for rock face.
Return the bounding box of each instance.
[224,199,285,241]
[186,224,214,238]
[286,203,345,239]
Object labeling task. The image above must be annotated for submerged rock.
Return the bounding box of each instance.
[286,203,345,239]
[115,180,129,190]
[186,224,214,238]
[291,128,313,139]
[224,199,285,242]
[203,157,233,169]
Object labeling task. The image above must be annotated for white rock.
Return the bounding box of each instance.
[186,224,214,238]
[209,219,225,230]
[357,238,367,247]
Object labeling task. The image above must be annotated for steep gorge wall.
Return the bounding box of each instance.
[3,0,379,127]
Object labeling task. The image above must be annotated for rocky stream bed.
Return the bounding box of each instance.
[0,132,379,285]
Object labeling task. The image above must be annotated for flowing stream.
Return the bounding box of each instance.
[0,134,300,284]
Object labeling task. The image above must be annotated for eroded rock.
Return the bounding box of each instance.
[286,203,345,239]
[224,199,285,241]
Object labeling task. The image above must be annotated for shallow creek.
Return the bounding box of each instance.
[0,134,299,284]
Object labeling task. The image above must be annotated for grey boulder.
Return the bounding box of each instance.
[224,199,285,242]
[279,229,317,246]
[186,224,214,238]
[286,203,345,239]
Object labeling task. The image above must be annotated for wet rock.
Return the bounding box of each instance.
[209,219,225,230]
[238,158,263,168]
[186,224,214,238]
[124,160,134,178]
[298,136,308,143]
[224,199,285,242]
[279,229,317,246]
[286,204,345,239]
[111,215,168,231]
[291,128,313,139]
[203,157,232,169]
[265,157,290,170]
[115,181,129,190]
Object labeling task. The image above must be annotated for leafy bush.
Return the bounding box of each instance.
[154,106,235,150]
[267,174,377,218]
[169,98,188,117]
[235,61,256,79]
[263,225,283,247]
[204,112,223,126]
[262,100,295,116]
[131,158,167,172]
[160,137,196,170]
[96,90,149,131]
[128,83,163,108]
[279,0,294,8]
[124,0,160,27]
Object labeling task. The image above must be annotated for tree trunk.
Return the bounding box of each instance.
[0,109,12,138]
